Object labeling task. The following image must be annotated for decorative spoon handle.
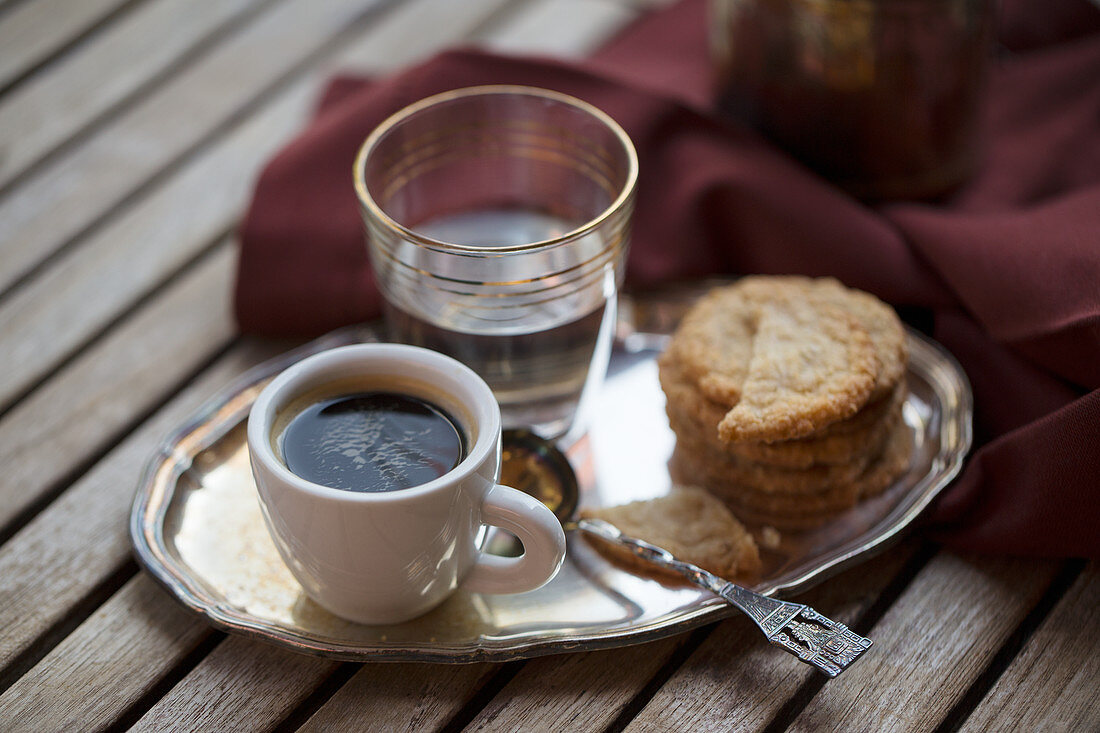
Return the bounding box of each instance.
[575,518,872,677]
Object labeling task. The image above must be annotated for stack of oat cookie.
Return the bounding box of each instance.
[658,276,912,529]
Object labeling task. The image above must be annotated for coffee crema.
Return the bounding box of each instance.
[274,390,466,493]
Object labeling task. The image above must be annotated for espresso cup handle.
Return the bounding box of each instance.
[462,484,567,595]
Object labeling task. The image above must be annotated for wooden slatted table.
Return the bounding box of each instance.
[0,1,1095,730]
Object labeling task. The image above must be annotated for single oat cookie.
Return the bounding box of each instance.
[734,276,907,402]
[807,278,909,401]
[658,355,734,434]
[667,385,903,469]
[579,486,761,580]
[717,297,877,443]
[670,427,879,495]
[657,288,756,408]
[731,419,912,525]
[668,448,864,514]
[849,412,914,502]
[663,353,901,447]
[716,385,906,469]
[672,418,914,529]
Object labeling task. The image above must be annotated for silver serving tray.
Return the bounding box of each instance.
[130,292,972,662]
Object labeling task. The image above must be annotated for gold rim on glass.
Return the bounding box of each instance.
[353,85,639,254]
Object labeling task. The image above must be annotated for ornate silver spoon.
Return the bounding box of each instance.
[501,429,873,677]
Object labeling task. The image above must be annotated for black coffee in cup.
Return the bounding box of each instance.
[273,388,466,493]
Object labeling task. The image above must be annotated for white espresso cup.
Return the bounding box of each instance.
[247,344,567,624]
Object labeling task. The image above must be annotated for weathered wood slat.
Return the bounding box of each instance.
[959,565,1100,733]
[0,575,215,732]
[612,0,681,8]
[301,540,911,731]
[0,79,316,411]
[130,636,340,732]
[0,342,281,675]
[298,663,500,732]
[0,0,395,298]
[624,545,918,732]
[0,0,135,93]
[786,554,1061,732]
[477,0,637,58]
[465,635,687,732]
[0,243,235,533]
[334,0,528,72]
[0,0,267,191]
[0,0,521,413]
[0,2,422,524]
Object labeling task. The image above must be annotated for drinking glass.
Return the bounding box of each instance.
[354,86,638,440]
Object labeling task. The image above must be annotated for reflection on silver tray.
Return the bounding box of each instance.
[130,291,972,662]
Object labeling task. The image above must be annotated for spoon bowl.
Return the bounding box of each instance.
[501,428,579,523]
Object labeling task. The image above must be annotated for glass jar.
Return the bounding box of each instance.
[711,0,994,200]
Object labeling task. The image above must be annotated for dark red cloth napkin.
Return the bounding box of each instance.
[235,0,1100,558]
